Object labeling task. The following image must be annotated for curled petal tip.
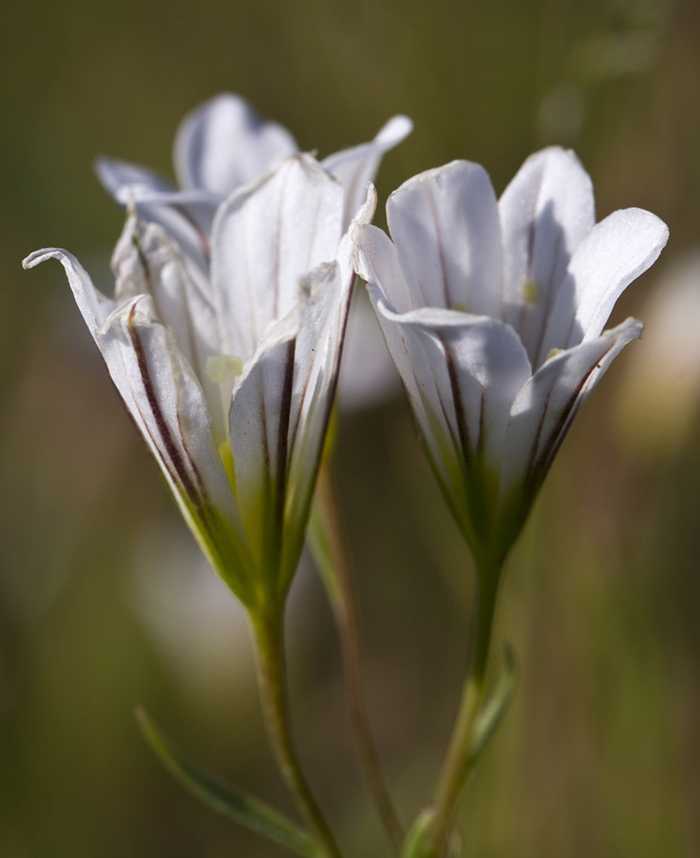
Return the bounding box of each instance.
[23,247,66,270]
[376,114,414,145]
[22,250,42,270]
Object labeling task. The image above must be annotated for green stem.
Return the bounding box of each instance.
[425,557,503,857]
[316,463,405,854]
[252,608,342,858]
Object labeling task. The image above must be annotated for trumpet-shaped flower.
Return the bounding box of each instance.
[25,155,373,612]
[356,147,668,563]
[96,93,411,291]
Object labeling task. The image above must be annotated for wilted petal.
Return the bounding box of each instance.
[174,93,298,196]
[499,147,595,365]
[322,115,413,228]
[541,208,668,359]
[386,161,502,316]
[500,317,643,508]
[211,155,344,360]
[228,312,299,583]
[95,156,175,204]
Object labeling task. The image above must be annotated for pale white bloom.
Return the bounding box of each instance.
[356,148,668,560]
[96,93,411,287]
[25,155,374,608]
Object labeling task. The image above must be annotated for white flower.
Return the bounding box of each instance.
[25,155,374,609]
[96,93,411,288]
[356,147,668,561]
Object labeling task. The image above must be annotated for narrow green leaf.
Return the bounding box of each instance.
[400,810,462,858]
[136,707,319,857]
[401,809,435,858]
[467,643,517,767]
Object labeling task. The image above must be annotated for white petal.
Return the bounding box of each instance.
[498,147,595,364]
[541,208,668,357]
[284,262,351,566]
[228,311,300,580]
[134,197,218,297]
[111,214,226,441]
[386,161,503,316]
[174,93,298,196]
[356,222,414,313]
[500,317,643,507]
[335,181,377,286]
[95,156,175,204]
[211,155,344,360]
[368,288,464,516]
[95,157,219,294]
[322,115,413,229]
[23,247,115,329]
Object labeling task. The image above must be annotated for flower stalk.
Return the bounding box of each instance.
[424,557,503,857]
[315,461,405,854]
[251,606,342,858]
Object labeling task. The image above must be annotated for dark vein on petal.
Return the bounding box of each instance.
[288,343,312,460]
[442,336,472,464]
[525,382,555,481]
[527,343,614,496]
[128,305,201,507]
[538,345,614,479]
[276,340,296,527]
[426,336,461,458]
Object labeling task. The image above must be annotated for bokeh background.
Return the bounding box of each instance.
[2,0,700,855]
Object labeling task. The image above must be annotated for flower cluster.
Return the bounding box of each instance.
[25,92,671,858]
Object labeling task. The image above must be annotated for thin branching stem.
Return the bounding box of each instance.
[316,462,405,854]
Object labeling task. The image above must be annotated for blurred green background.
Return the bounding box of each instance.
[2,0,700,855]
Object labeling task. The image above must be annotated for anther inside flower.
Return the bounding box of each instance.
[25,155,375,611]
[356,147,668,562]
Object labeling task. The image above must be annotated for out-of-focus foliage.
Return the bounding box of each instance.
[1,0,699,855]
